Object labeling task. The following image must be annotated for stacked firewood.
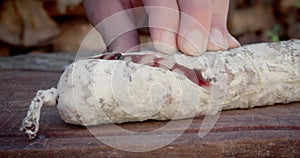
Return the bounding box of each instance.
[0,0,299,56]
[0,0,88,56]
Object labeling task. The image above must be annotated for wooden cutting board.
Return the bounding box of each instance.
[0,69,299,157]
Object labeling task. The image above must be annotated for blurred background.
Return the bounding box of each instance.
[0,0,299,56]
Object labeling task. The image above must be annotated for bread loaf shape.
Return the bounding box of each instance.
[20,40,300,139]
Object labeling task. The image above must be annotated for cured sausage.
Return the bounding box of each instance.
[20,40,300,139]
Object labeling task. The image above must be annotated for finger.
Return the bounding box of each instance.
[177,0,213,56]
[207,0,240,51]
[226,33,240,49]
[83,0,139,52]
[142,0,179,54]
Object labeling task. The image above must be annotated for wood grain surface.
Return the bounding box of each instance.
[0,70,299,157]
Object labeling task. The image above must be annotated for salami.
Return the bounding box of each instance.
[20,40,300,139]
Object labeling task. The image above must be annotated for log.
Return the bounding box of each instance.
[20,40,300,139]
[0,0,60,46]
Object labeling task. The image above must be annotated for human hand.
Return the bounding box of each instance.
[83,0,240,56]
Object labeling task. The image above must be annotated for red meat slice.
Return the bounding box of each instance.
[97,53,210,87]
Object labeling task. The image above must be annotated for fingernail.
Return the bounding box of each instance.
[209,29,228,50]
[181,30,207,56]
[226,33,241,48]
[155,31,177,54]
